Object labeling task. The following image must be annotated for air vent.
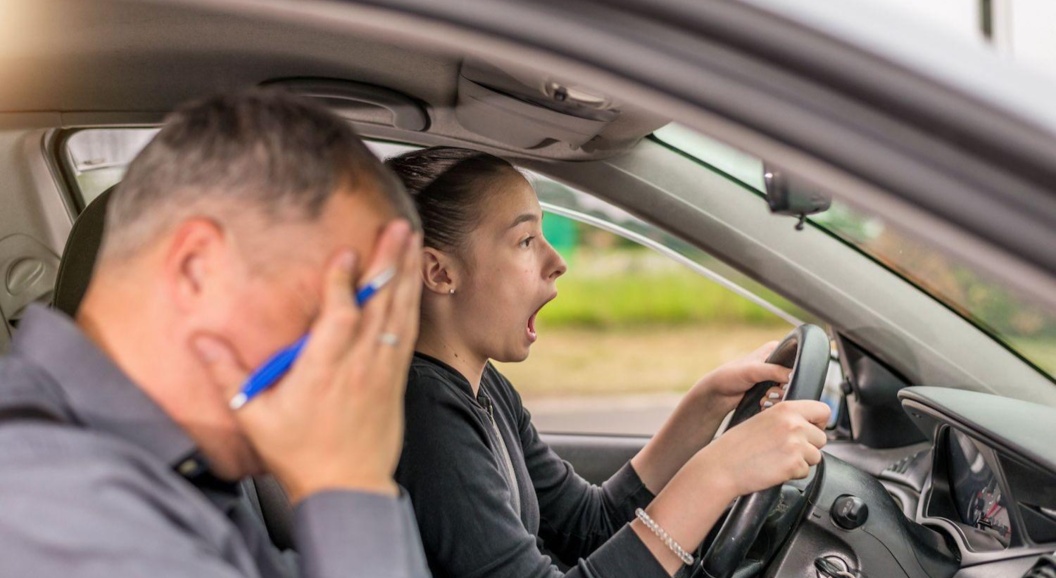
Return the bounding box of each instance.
[886,456,914,475]
[879,448,930,498]
[884,450,927,476]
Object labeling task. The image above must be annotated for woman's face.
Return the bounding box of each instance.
[452,175,567,364]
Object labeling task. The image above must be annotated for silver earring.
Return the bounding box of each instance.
[448,288,456,295]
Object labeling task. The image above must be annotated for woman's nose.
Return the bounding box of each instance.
[548,245,567,280]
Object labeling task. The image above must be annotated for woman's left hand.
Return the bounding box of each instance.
[631,340,795,494]
[686,341,793,416]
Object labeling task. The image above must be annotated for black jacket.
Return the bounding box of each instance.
[396,353,669,578]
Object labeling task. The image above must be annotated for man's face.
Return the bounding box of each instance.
[193,189,396,476]
[228,193,393,363]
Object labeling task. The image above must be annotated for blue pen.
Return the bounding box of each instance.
[228,266,397,410]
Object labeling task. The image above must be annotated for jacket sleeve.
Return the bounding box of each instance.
[294,490,431,578]
[396,368,669,578]
[503,373,657,566]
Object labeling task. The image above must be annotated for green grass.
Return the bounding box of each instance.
[497,325,790,397]
[540,255,793,328]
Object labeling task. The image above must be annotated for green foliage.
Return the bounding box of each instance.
[539,256,793,328]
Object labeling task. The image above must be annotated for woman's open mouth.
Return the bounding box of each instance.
[527,312,538,342]
[526,293,557,343]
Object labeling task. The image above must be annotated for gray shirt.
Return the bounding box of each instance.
[0,305,430,578]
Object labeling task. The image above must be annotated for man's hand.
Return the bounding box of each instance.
[194,220,423,502]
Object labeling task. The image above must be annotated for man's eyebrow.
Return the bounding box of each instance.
[507,213,540,229]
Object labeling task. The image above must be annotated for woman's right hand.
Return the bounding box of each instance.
[632,399,830,575]
[699,399,830,498]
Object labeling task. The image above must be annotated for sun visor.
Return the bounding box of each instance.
[456,60,620,149]
[262,78,430,132]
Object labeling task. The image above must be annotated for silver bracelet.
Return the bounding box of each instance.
[635,507,695,566]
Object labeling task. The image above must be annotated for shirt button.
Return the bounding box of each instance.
[177,458,202,477]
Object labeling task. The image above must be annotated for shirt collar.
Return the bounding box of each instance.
[196,472,245,513]
[412,351,497,404]
[10,304,199,470]
[412,351,474,395]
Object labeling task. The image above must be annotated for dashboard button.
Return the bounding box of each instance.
[832,495,869,530]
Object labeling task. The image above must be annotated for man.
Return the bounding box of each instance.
[0,89,429,577]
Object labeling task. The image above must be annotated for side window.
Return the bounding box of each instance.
[495,176,820,436]
[63,130,403,209]
[64,129,159,207]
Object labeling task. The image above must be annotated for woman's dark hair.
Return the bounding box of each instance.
[385,147,522,252]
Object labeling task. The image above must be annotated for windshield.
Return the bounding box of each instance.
[654,124,1056,381]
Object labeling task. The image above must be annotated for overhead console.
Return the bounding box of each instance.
[455,59,665,151]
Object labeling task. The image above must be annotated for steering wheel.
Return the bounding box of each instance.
[694,324,830,578]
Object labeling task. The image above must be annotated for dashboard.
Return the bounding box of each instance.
[701,386,1056,577]
[900,387,1056,570]
[947,429,1012,547]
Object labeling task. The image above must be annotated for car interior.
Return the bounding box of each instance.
[2,1,1055,577]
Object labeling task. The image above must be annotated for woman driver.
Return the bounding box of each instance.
[387,147,829,578]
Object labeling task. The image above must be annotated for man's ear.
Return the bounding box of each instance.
[421,247,456,295]
[162,217,230,311]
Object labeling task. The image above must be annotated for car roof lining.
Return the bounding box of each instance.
[1,0,665,161]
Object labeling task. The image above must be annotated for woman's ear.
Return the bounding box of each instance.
[421,247,456,295]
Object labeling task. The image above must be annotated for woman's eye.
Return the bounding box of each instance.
[520,236,535,248]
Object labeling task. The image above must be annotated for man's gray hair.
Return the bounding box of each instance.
[100,88,416,261]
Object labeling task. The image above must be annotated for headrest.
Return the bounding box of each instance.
[53,185,117,317]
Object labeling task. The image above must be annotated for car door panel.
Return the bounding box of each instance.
[540,433,647,486]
